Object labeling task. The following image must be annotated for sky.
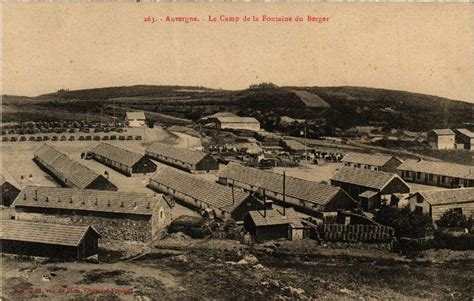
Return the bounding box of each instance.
[2,4,473,102]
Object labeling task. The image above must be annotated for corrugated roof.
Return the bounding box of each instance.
[91,143,145,167]
[398,160,474,180]
[248,208,303,227]
[0,220,99,247]
[218,163,347,206]
[455,128,474,138]
[431,129,455,136]
[146,142,209,166]
[215,116,260,124]
[12,186,163,216]
[341,152,398,167]
[126,111,146,120]
[331,167,407,191]
[150,167,249,212]
[291,90,330,108]
[34,144,109,189]
[417,188,474,206]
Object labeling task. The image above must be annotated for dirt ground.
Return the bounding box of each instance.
[1,237,473,300]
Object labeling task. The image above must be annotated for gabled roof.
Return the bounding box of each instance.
[34,144,110,189]
[150,167,249,212]
[330,167,409,191]
[146,142,209,166]
[455,128,474,138]
[0,220,100,247]
[398,160,474,180]
[215,116,260,124]
[282,139,306,151]
[415,188,474,206]
[91,143,146,167]
[291,90,330,108]
[219,163,350,206]
[341,152,400,167]
[126,111,146,120]
[248,208,303,227]
[12,186,165,216]
[430,129,455,136]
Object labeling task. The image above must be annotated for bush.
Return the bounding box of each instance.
[436,209,473,230]
[374,207,433,238]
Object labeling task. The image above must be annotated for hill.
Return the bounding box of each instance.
[3,84,473,132]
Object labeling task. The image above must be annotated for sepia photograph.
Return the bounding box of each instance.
[1,3,473,300]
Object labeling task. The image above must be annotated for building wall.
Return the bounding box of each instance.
[408,194,474,221]
[127,118,146,127]
[380,177,411,195]
[382,158,403,173]
[85,176,118,191]
[431,203,474,221]
[93,154,132,176]
[454,132,474,150]
[132,157,157,175]
[0,240,79,260]
[1,183,21,206]
[398,170,474,188]
[15,208,157,242]
[195,155,220,172]
[427,133,454,150]
[145,152,194,172]
[255,224,290,242]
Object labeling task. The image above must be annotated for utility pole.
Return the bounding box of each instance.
[282,171,286,216]
[304,122,307,160]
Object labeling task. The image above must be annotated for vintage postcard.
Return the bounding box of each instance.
[1,3,473,300]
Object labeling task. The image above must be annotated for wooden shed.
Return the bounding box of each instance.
[408,188,474,221]
[341,152,403,173]
[0,220,100,261]
[146,142,219,173]
[90,143,157,176]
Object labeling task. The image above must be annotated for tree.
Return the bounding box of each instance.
[436,209,472,230]
[374,207,433,238]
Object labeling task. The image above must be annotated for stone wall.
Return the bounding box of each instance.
[15,210,153,242]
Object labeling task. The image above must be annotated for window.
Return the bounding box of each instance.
[415,206,423,215]
[416,172,421,180]
[428,174,434,182]
[453,208,463,215]
[441,176,446,183]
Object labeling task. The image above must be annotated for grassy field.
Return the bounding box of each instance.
[1,238,473,300]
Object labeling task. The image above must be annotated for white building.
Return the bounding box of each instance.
[125,111,146,127]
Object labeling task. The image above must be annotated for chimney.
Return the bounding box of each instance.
[107,200,111,207]
[95,198,98,205]
[70,197,73,204]
[23,193,26,201]
[58,197,61,203]
[35,190,38,201]
[282,172,286,216]
[147,201,150,209]
[45,197,49,202]
[120,201,124,207]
